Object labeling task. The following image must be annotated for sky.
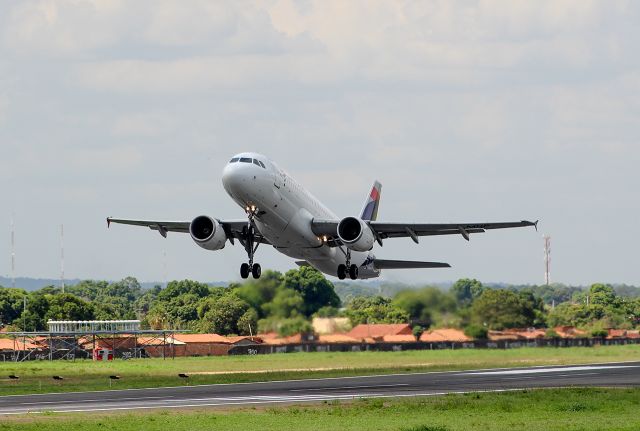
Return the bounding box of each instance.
[0,0,638,286]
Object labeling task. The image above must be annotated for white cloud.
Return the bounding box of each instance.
[3,0,130,56]
[0,1,639,284]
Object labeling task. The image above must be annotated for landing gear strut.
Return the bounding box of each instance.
[337,249,358,280]
[240,205,261,279]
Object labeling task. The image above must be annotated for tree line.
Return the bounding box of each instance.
[1,268,639,338]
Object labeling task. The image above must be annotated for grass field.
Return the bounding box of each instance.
[0,345,638,396]
[1,388,639,430]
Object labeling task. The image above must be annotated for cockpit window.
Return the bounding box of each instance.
[253,159,261,167]
[229,158,239,163]
[257,160,266,168]
[239,157,252,163]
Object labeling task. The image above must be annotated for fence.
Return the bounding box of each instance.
[228,337,640,355]
[2,336,638,360]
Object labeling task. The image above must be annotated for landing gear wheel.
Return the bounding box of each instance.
[241,206,262,281]
[252,263,262,279]
[349,264,358,280]
[337,264,346,280]
[240,263,250,279]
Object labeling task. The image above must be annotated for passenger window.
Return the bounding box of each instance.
[229,158,239,163]
[240,157,252,163]
[253,159,261,167]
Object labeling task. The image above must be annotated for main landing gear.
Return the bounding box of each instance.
[337,249,358,280]
[240,262,261,279]
[240,205,262,279]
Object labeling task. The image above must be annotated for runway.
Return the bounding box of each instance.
[1,361,639,415]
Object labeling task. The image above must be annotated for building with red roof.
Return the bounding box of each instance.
[347,324,412,341]
[420,328,471,342]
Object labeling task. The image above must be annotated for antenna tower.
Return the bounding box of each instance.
[543,235,551,285]
[60,224,65,293]
[11,216,15,288]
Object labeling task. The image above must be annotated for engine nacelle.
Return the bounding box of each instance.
[189,216,227,251]
[337,217,375,252]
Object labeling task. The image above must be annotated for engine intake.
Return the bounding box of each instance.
[190,216,227,251]
[337,217,375,252]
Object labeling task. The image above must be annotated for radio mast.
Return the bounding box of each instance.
[10,215,15,288]
[543,235,551,285]
[60,224,65,293]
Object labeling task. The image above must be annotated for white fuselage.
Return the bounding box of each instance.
[222,153,379,279]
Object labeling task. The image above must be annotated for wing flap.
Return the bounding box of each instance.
[374,259,451,269]
[371,220,537,233]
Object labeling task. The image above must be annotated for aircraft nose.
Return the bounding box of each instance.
[222,160,258,195]
[222,162,241,192]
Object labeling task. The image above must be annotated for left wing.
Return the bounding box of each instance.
[107,218,190,235]
[106,217,271,244]
[311,219,537,245]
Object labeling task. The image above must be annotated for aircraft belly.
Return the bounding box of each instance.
[305,250,380,280]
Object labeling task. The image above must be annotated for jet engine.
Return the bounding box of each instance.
[337,216,375,252]
[189,216,227,251]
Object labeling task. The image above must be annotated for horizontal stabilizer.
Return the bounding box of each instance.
[295,261,311,267]
[373,259,451,269]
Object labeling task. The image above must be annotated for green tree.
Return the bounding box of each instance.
[151,280,214,327]
[237,308,259,336]
[258,316,313,337]
[314,306,340,318]
[198,294,251,335]
[588,284,619,307]
[412,325,425,340]
[470,289,535,330]
[262,288,305,318]
[464,324,488,339]
[393,287,456,328]
[451,278,484,307]
[345,296,410,325]
[283,267,340,317]
[547,284,632,329]
[135,285,163,318]
[23,292,50,330]
[158,280,211,301]
[45,293,94,322]
[234,270,283,318]
[0,287,27,326]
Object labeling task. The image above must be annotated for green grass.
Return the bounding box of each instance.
[0,345,638,396]
[1,388,639,430]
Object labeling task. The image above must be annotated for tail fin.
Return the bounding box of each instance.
[360,180,382,221]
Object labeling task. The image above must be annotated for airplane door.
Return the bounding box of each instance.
[274,170,284,189]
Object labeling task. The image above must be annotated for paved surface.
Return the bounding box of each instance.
[1,362,639,415]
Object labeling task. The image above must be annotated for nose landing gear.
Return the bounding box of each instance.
[240,205,262,279]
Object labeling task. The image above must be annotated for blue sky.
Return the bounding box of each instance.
[1,1,638,285]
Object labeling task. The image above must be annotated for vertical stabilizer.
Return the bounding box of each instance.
[360,181,382,221]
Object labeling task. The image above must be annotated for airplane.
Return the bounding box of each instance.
[107,152,537,280]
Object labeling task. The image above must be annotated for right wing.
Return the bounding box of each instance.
[311,219,537,245]
[370,220,537,241]
[106,217,271,245]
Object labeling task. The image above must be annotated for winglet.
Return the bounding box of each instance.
[534,220,539,232]
[107,217,111,228]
